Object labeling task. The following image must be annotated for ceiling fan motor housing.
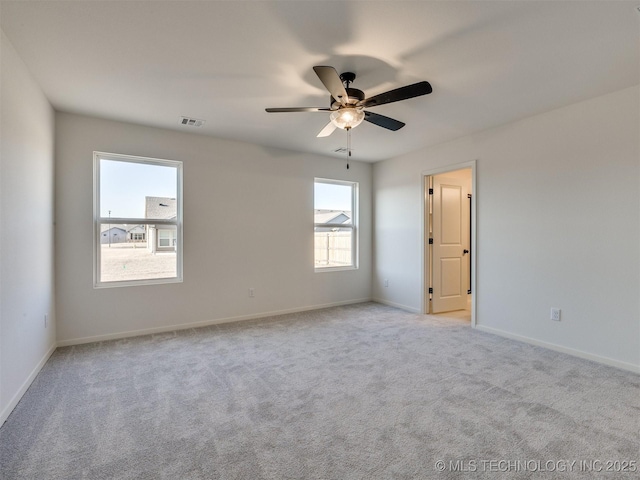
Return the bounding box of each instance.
[331,88,365,109]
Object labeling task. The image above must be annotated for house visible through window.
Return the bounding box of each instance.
[314,179,358,270]
[94,152,183,287]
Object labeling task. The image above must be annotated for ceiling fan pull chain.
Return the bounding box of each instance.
[347,127,351,169]
[347,127,351,156]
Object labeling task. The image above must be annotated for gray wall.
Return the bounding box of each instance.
[373,86,640,371]
[0,31,56,423]
[55,113,372,344]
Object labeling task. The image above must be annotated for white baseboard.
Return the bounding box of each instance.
[372,297,421,313]
[475,324,640,374]
[0,342,57,426]
[57,298,373,347]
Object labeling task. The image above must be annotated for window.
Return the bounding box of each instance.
[314,179,358,270]
[158,229,176,248]
[94,152,183,287]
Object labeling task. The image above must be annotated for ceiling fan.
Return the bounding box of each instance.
[266,66,432,137]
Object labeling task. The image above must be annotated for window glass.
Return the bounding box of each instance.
[314,179,357,269]
[100,160,176,218]
[94,153,182,287]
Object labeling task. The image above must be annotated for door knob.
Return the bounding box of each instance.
[463,249,469,255]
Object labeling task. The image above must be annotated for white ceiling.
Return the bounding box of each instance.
[1,1,638,162]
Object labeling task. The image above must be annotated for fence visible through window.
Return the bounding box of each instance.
[314,229,353,267]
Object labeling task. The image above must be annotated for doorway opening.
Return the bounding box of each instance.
[422,162,476,326]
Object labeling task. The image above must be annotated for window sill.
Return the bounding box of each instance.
[314,266,358,273]
[94,277,183,289]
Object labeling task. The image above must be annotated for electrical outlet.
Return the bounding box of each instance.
[550,308,561,322]
[44,314,48,328]
[384,279,389,287]
[248,288,255,298]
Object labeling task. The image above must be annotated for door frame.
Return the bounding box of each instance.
[421,160,477,327]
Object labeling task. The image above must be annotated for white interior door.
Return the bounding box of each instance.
[431,175,470,313]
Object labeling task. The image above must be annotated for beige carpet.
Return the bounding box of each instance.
[1,302,638,479]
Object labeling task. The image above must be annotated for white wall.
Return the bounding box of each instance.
[55,113,372,344]
[373,86,640,371]
[0,31,56,424]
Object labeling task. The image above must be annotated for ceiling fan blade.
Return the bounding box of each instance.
[317,122,337,138]
[266,107,331,113]
[313,66,348,105]
[360,81,432,108]
[363,111,405,131]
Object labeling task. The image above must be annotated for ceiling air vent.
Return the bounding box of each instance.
[334,147,348,154]
[179,116,205,127]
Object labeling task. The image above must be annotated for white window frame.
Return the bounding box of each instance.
[93,152,183,288]
[314,178,358,271]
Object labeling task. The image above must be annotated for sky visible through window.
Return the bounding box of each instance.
[100,160,177,218]
[314,182,352,212]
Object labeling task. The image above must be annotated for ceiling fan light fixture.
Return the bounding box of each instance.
[330,107,364,130]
